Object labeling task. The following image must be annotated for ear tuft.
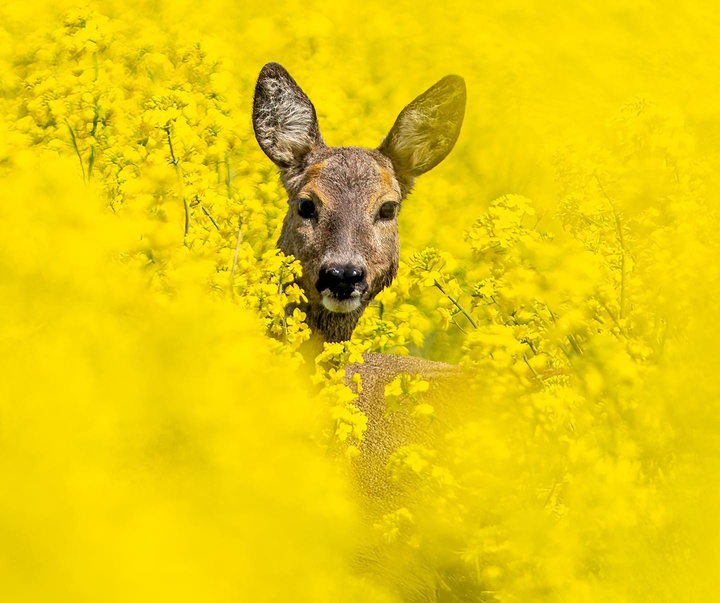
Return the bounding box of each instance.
[252,63,324,171]
[379,75,466,188]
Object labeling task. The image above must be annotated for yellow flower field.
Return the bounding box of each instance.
[1,1,719,601]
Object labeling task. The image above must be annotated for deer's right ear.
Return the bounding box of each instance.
[252,63,324,174]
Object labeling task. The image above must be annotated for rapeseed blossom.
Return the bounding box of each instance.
[1,0,719,601]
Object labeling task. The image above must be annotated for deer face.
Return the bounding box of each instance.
[252,63,466,342]
[277,147,401,316]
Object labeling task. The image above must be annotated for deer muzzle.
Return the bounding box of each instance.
[316,263,368,313]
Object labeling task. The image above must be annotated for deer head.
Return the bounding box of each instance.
[253,63,466,343]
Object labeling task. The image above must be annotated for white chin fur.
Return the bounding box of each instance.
[321,292,362,313]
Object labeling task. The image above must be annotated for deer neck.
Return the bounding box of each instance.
[303,301,367,343]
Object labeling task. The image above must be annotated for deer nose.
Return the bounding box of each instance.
[316,264,368,300]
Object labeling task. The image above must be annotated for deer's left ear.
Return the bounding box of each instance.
[253,63,324,174]
[378,75,466,190]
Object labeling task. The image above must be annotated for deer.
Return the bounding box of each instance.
[252,63,471,507]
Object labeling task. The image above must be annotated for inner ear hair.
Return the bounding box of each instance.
[252,63,325,171]
[379,75,466,188]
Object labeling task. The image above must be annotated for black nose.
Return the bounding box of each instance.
[316,264,367,300]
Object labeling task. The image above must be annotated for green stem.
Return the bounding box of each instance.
[201,205,220,230]
[433,280,478,329]
[182,197,190,237]
[164,126,179,167]
[87,102,100,180]
[451,316,469,334]
[224,152,232,198]
[65,120,86,183]
[229,218,243,294]
[164,125,188,239]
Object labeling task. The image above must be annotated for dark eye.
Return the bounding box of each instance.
[377,201,399,221]
[296,198,316,219]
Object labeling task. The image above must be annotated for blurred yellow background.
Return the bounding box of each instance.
[1,1,719,601]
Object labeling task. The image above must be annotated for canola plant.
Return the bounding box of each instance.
[1,1,719,601]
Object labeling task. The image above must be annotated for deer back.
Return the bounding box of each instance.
[346,354,469,513]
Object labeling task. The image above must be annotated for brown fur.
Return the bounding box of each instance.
[253,63,466,344]
[253,63,469,506]
[347,354,468,508]
[276,147,400,342]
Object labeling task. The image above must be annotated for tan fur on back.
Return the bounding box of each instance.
[347,354,468,514]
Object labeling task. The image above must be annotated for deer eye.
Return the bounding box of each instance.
[296,198,316,219]
[377,201,399,221]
